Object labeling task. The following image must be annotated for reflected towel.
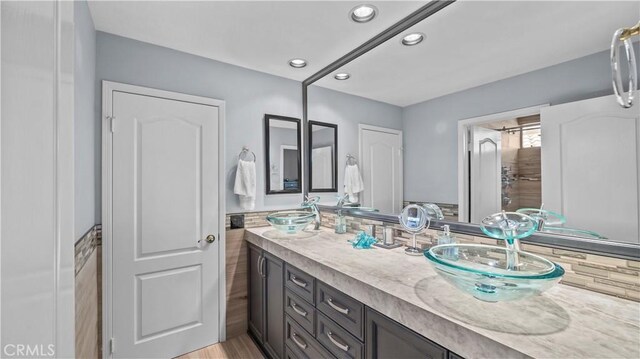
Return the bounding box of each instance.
[344,164,364,203]
[234,159,256,210]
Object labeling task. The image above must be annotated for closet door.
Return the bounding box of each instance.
[1,1,75,356]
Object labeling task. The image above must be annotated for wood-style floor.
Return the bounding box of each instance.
[177,334,264,359]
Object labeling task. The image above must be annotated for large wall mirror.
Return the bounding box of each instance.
[308,121,338,192]
[304,1,640,256]
[265,114,302,194]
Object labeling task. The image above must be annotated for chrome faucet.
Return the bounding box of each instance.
[301,195,321,230]
[336,193,350,208]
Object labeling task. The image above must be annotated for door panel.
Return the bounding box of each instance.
[139,118,202,256]
[470,126,502,223]
[111,90,220,358]
[361,127,402,213]
[312,146,333,188]
[542,93,639,242]
[137,265,202,339]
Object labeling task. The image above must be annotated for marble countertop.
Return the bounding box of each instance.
[245,226,640,359]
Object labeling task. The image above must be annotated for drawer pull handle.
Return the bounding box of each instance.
[327,298,350,314]
[290,275,308,288]
[291,302,308,317]
[291,332,308,350]
[327,331,350,352]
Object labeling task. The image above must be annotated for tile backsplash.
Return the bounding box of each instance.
[225,210,639,302]
[75,225,101,275]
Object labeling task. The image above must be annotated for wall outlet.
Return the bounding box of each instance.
[230,214,245,229]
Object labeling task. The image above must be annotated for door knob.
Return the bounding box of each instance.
[199,235,216,244]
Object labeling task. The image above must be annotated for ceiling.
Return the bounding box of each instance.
[313,1,640,107]
[87,1,426,82]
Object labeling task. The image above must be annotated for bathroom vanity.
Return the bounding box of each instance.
[246,227,640,359]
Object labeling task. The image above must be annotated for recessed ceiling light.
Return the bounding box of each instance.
[401,32,425,46]
[334,73,350,80]
[289,58,307,68]
[350,4,377,23]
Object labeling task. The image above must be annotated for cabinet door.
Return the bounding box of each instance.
[248,245,265,343]
[264,252,285,359]
[366,308,447,359]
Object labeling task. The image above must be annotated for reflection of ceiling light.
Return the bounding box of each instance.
[350,4,377,23]
[334,73,350,80]
[401,32,425,46]
[289,58,307,68]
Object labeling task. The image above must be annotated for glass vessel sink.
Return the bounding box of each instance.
[345,206,379,212]
[480,212,538,246]
[542,226,606,239]
[425,244,565,302]
[266,210,316,234]
[516,208,566,227]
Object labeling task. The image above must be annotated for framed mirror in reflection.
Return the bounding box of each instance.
[305,1,640,247]
[308,121,338,192]
[264,114,302,194]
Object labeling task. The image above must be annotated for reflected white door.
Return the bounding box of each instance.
[470,126,502,223]
[111,90,220,358]
[360,125,403,213]
[312,146,333,188]
[541,92,639,242]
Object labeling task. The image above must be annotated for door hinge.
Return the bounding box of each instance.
[108,116,116,133]
[109,338,115,354]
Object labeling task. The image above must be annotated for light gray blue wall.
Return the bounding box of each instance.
[402,46,640,204]
[307,85,402,204]
[96,32,304,214]
[74,0,96,239]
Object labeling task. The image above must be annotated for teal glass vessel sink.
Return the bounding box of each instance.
[542,226,606,239]
[266,210,316,234]
[345,206,379,212]
[480,212,538,244]
[425,244,565,302]
[516,208,566,227]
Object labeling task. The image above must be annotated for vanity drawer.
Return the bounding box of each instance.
[285,264,315,304]
[316,281,364,340]
[286,315,334,359]
[285,289,316,335]
[317,312,363,359]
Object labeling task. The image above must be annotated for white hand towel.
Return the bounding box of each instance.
[344,164,364,203]
[234,159,256,210]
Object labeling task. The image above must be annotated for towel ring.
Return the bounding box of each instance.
[611,24,638,108]
[346,154,358,166]
[239,147,256,162]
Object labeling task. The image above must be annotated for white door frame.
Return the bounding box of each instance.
[358,124,404,209]
[457,104,548,222]
[102,81,226,358]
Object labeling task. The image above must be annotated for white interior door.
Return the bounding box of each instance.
[470,126,502,223]
[360,125,403,213]
[312,146,333,188]
[109,88,221,358]
[541,92,639,243]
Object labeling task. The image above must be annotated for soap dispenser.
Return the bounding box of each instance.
[335,209,347,234]
[437,225,454,245]
[437,225,457,258]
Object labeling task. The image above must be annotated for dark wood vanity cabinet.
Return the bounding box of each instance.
[249,246,463,359]
[248,245,264,342]
[248,244,285,359]
[365,308,447,359]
